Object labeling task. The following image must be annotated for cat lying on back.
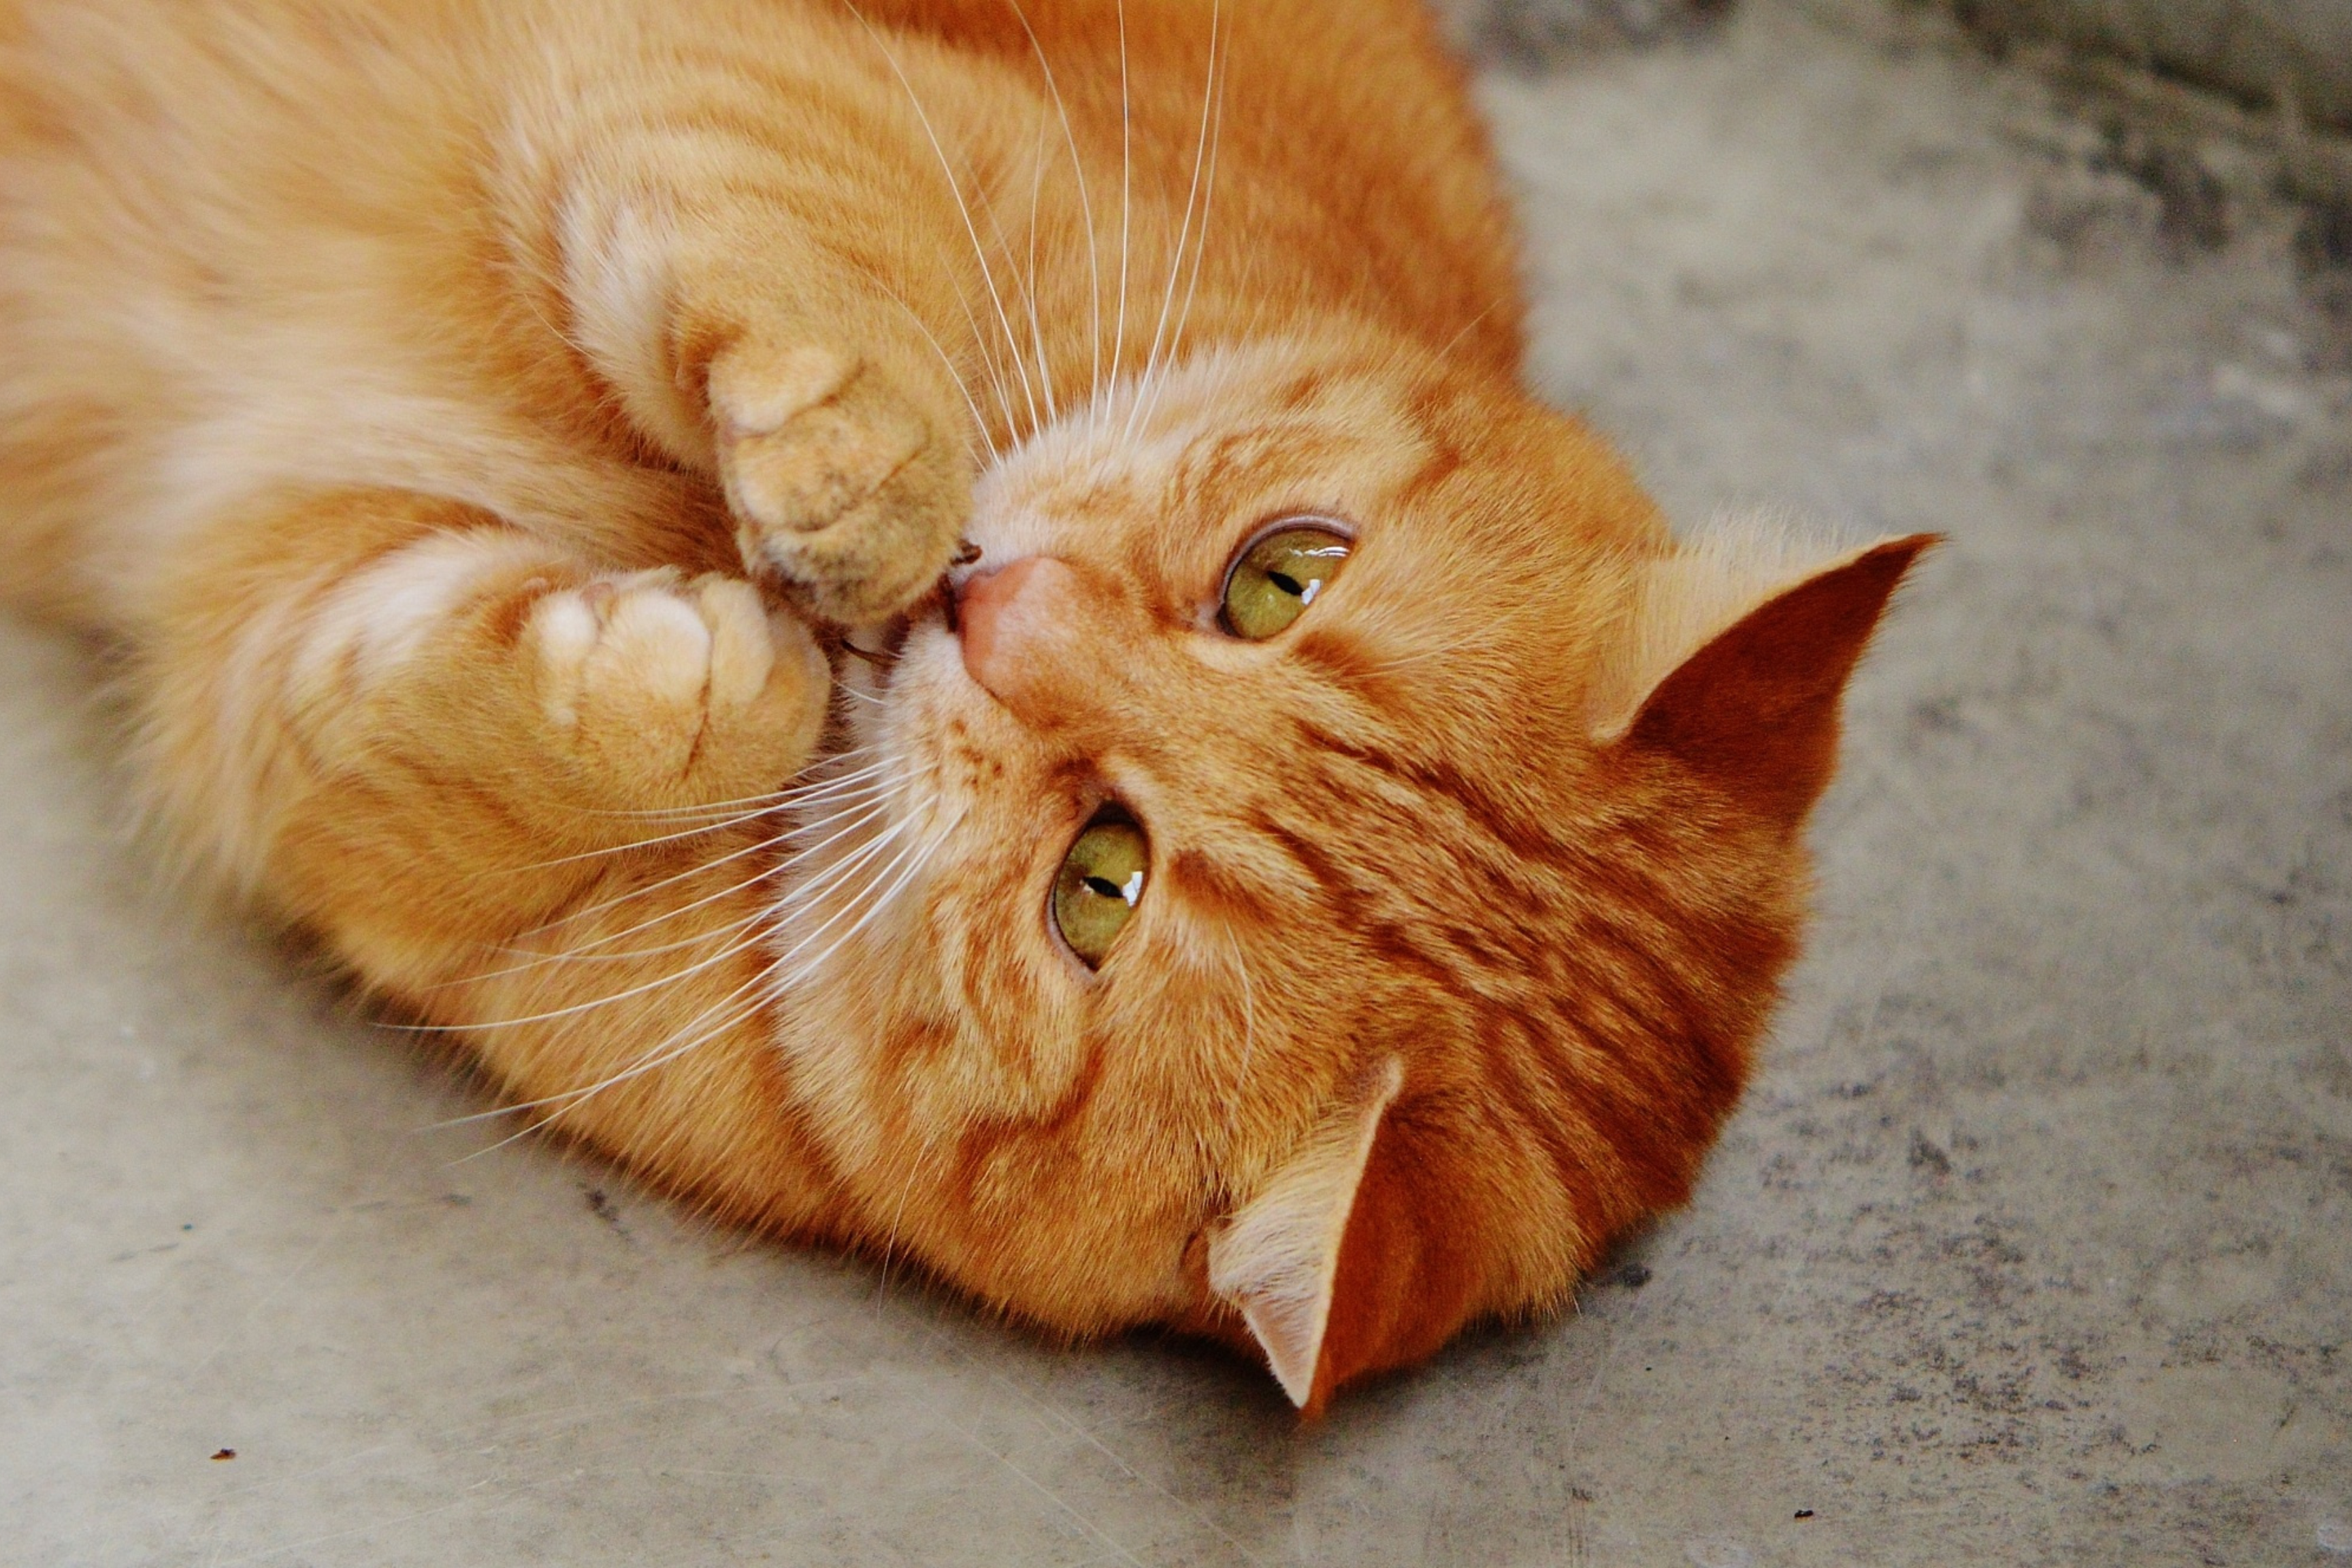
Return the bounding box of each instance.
[0,0,1927,1410]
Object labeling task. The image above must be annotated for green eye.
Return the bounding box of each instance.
[1220,522,1352,640]
[1051,817,1149,968]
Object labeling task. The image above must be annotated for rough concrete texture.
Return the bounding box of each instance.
[5,3,2350,1563]
[1948,0,2352,131]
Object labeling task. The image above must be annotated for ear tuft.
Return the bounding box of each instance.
[1594,531,1937,826]
[1206,1058,1403,1408]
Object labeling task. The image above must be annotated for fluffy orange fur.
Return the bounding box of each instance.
[0,0,1928,1409]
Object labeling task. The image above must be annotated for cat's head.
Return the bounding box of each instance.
[783,332,1929,1411]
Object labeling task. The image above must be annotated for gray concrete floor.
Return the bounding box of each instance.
[7,3,2350,1563]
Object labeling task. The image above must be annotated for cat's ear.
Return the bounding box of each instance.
[1206,1058,1402,1409]
[1590,531,1938,825]
[1207,1058,1482,1414]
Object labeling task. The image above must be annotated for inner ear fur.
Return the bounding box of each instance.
[1590,530,1938,826]
[1207,1060,1486,1414]
[1207,1058,1402,1409]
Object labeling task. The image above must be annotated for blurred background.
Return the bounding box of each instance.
[5,1,2349,1563]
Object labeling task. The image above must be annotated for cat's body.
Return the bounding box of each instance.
[0,0,1925,1408]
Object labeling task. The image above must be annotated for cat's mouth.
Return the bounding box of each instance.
[836,621,908,670]
[831,551,972,672]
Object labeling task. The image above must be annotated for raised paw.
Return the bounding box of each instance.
[710,338,970,627]
[519,570,829,812]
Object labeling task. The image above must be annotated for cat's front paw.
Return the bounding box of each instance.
[519,570,828,812]
[711,338,970,627]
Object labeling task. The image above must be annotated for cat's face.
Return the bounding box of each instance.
[779,335,1927,1409]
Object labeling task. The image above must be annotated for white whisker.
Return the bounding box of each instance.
[768,808,962,992]
[1115,0,1133,388]
[842,1,1041,434]
[451,808,955,1140]
[485,779,905,950]
[937,263,1024,442]
[1127,0,1222,446]
[1434,301,1500,365]
[1162,11,1229,396]
[426,802,942,1141]
[768,810,921,920]
[966,120,1058,434]
[402,921,778,1033]
[1022,109,1058,423]
[429,981,767,1145]
[969,178,1049,436]
[583,751,892,823]
[1002,0,1103,404]
[478,911,767,975]
[451,789,906,988]
[490,801,797,874]
[879,279,1002,463]
[874,1131,944,1311]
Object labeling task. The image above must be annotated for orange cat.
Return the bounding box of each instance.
[0,0,1928,1410]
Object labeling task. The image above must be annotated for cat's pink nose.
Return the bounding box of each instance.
[956,555,1079,703]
